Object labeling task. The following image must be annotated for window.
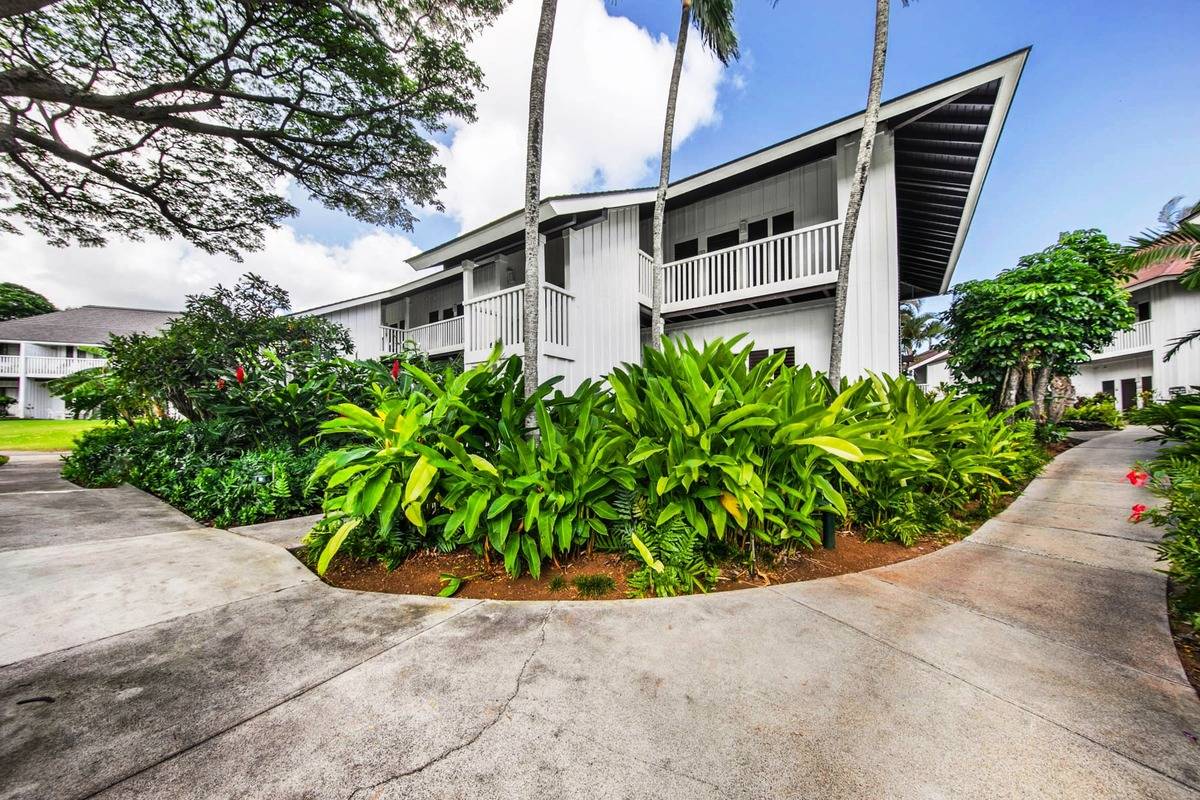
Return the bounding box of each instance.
[747,219,769,242]
[674,238,698,261]
[706,229,740,252]
[1137,301,1151,322]
[748,346,794,368]
[455,304,464,317]
[1101,380,1115,398]
[442,306,456,320]
[747,348,770,367]
[428,310,440,324]
[1141,375,1153,394]
[772,211,794,235]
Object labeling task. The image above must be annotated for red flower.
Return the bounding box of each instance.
[1125,469,1149,487]
[235,365,245,384]
[391,359,400,380]
[216,378,226,390]
[1129,503,1148,522]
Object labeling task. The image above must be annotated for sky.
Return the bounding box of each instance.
[4,0,1199,314]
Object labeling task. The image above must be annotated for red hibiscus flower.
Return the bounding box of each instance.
[1129,503,1148,522]
[235,365,245,384]
[1125,469,1149,487]
[391,359,400,380]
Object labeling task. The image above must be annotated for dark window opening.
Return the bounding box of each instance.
[428,310,439,324]
[1141,375,1153,393]
[747,219,769,242]
[1101,380,1115,398]
[455,304,464,317]
[674,238,699,261]
[777,347,796,367]
[706,229,740,253]
[772,211,795,235]
[747,349,769,368]
[443,307,456,320]
[1137,302,1151,322]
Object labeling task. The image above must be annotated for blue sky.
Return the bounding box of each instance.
[306,0,1200,308]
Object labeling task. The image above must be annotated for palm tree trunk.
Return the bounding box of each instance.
[523,0,557,403]
[827,0,890,385]
[650,2,691,351]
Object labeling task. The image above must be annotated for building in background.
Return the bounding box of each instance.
[0,306,176,419]
[907,349,951,394]
[295,51,1027,388]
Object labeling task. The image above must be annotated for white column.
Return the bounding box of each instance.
[402,297,411,332]
[15,342,27,419]
[461,260,476,361]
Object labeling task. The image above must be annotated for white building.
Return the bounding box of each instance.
[297,51,1028,388]
[907,349,951,393]
[1074,246,1200,409]
[0,306,176,419]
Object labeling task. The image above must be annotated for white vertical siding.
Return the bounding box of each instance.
[667,302,834,370]
[405,282,464,327]
[663,156,837,255]
[23,379,66,419]
[319,301,382,359]
[1146,282,1200,394]
[835,131,900,378]
[567,205,644,386]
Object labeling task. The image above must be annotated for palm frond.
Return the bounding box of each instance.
[1118,221,1200,275]
[1164,329,1200,362]
[690,0,739,65]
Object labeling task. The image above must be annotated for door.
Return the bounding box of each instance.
[1120,378,1137,411]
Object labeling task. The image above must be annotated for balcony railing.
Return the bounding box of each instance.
[663,219,841,312]
[1096,319,1153,357]
[381,316,464,356]
[0,355,107,378]
[638,249,654,303]
[464,283,574,362]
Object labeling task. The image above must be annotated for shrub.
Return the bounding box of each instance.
[62,419,327,527]
[572,574,616,598]
[1129,393,1200,626]
[1062,393,1123,429]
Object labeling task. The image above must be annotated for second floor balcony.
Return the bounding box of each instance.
[637,218,842,313]
[1094,319,1153,359]
[0,355,107,379]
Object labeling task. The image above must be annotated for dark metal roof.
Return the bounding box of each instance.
[0,305,177,345]
[893,79,1003,298]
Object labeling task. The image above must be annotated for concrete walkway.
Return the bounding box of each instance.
[1,430,1197,799]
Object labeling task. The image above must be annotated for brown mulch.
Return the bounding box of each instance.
[1167,582,1200,698]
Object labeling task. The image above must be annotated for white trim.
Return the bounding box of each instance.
[907,350,949,370]
[291,266,463,317]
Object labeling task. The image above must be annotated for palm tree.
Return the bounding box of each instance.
[898,299,944,364]
[827,0,906,384]
[523,0,558,399]
[649,0,739,350]
[1119,199,1200,361]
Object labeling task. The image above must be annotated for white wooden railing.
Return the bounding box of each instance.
[1097,319,1153,356]
[381,317,464,356]
[464,283,574,360]
[663,219,841,311]
[3,356,108,378]
[638,250,654,302]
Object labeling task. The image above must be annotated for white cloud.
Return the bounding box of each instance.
[0,1,727,309]
[436,0,726,229]
[0,226,421,312]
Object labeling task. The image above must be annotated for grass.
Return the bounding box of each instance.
[572,574,616,598]
[0,418,109,451]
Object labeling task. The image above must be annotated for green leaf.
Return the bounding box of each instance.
[316,518,360,576]
[630,532,664,573]
[791,436,865,461]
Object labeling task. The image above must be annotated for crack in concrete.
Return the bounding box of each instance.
[765,585,1200,793]
[346,605,555,800]
[963,539,1155,576]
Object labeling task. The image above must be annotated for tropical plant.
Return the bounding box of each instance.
[649,0,740,350]
[615,490,719,597]
[1061,394,1123,430]
[0,0,503,257]
[48,364,160,423]
[941,229,1135,418]
[608,336,873,570]
[0,282,54,321]
[899,299,945,364]
[829,0,908,384]
[521,0,559,400]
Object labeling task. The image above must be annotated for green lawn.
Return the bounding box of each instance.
[0,419,110,451]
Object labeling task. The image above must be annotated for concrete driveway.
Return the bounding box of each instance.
[1,430,1198,799]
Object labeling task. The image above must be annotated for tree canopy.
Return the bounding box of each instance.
[0,281,54,320]
[0,0,503,257]
[103,273,352,420]
[942,229,1135,413]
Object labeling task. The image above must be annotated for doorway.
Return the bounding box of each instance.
[1120,378,1137,411]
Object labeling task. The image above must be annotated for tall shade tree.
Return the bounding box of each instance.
[1118,199,1200,361]
[827,0,906,384]
[941,229,1135,419]
[522,0,557,399]
[0,281,54,320]
[0,0,503,258]
[649,0,739,349]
